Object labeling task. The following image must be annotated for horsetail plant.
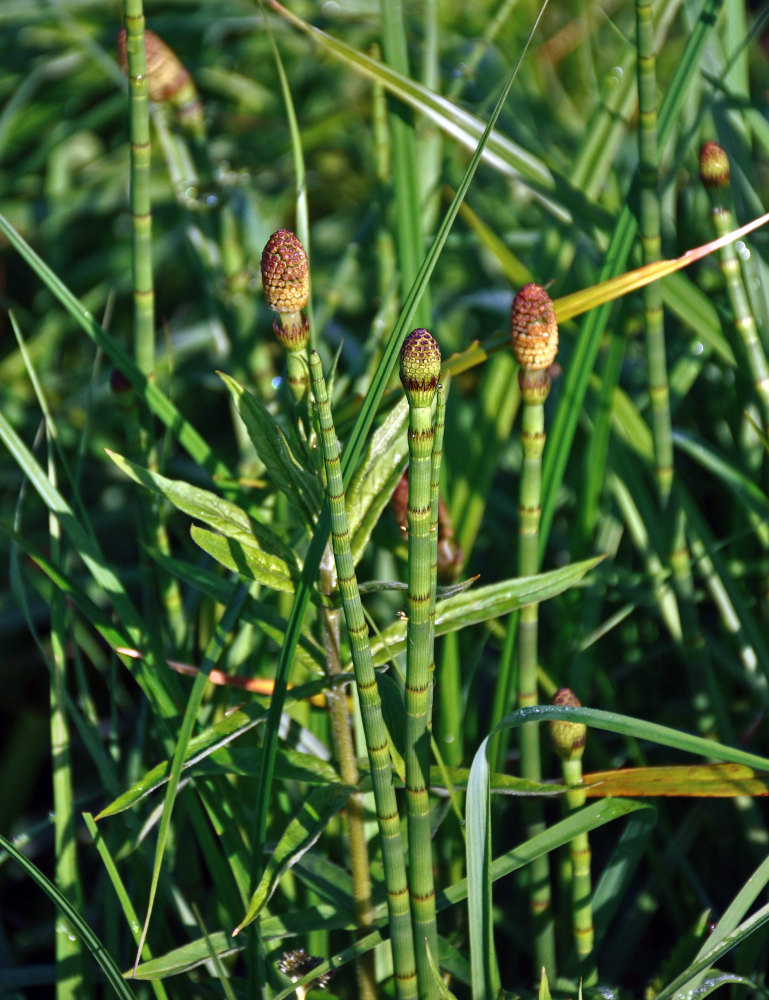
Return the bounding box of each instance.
[309,350,418,1000]
[117,28,205,140]
[636,0,674,504]
[399,329,442,1000]
[262,229,311,402]
[549,688,595,986]
[699,141,769,437]
[636,1,716,738]
[511,283,559,980]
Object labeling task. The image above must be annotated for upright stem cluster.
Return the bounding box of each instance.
[309,351,418,1000]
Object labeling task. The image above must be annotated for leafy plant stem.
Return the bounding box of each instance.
[309,350,418,1000]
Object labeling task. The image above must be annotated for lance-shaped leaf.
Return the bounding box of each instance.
[233,784,356,936]
[364,556,604,668]
[106,449,297,568]
[97,707,340,821]
[345,396,409,567]
[219,372,321,526]
[191,526,297,594]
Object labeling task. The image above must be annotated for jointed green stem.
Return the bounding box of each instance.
[320,561,377,1000]
[310,351,417,1000]
[123,2,155,379]
[517,368,555,980]
[405,399,440,1000]
[700,142,769,436]
[636,0,673,504]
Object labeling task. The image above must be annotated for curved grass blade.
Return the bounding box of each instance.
[132,586,249,973]
[234,784,356,935]
[0,834,137,1000]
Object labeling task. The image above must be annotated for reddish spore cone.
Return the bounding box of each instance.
[698,141,730,190]
[399,329,441,407]
[510,283,558,371]
[260,230,310,315]
[549,688,587,762]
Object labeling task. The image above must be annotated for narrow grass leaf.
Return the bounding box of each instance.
[0,834,137,1000]
[0,410,178,717]
[234,784,356,935]
[133,586,249,972]
[82,814,170,1000]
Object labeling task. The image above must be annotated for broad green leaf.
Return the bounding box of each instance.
[106,449,297,567]
[219,372,321,526]
[346,394,408,568]
[233,784,355,935]
[366,556,604,667]
[191,526,296,594]
[581,763,769,798]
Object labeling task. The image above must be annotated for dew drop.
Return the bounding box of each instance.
[271,376,284,390]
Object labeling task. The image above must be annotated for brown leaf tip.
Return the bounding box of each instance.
[510,283,558,370]
[400,328,441,406]
[261,230,310,314]
[698,141,730,189]
[549,687,587,762]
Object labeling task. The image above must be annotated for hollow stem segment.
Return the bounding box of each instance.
[400,330,442,1000]
[511,285,558,981]
[309,351,417,1000]
[636,0,673,503]
[699,141,769,436]
[262,230,311,401]
[549,689,595,986]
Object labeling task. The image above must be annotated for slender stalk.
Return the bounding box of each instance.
[309,351,417,1000]
[510,285,559,981]
[699,141,769,436]
[400,330,442,1000]
[549,689,595,986]
[122,2,155,379]
[48,442,84,1000]
[319,558,377,1000]
[636,0,673,504]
